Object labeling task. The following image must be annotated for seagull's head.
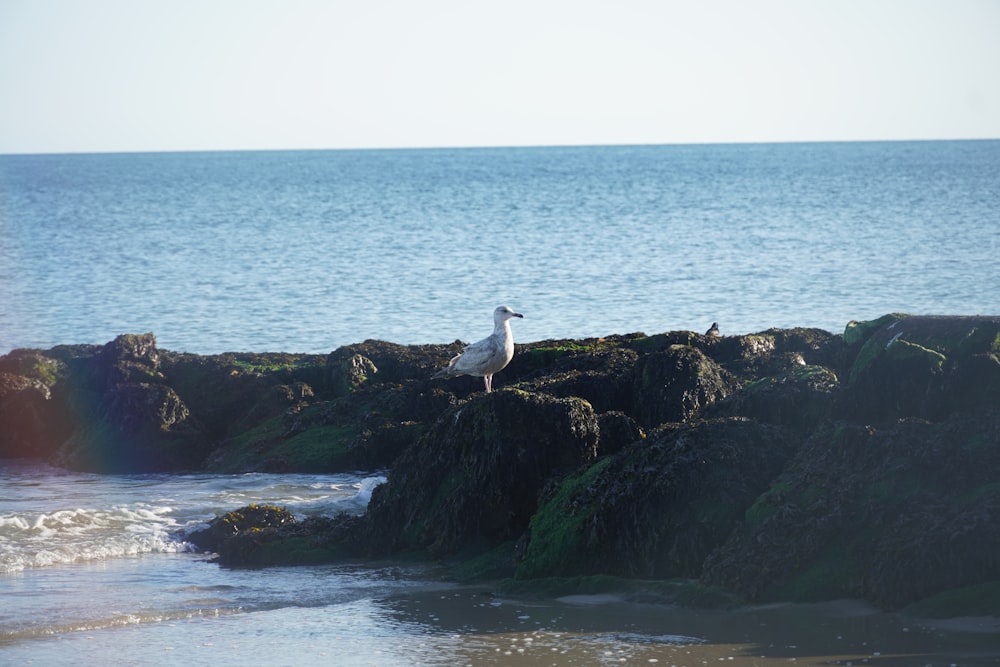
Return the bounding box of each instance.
[494,305,524,323]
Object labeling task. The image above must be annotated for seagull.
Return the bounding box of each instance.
[434,305,523,393]
[705,322,720,337]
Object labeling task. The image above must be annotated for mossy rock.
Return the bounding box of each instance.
[632,344,739,428]
[0,371,72,459]
[517,418,798,581]
[514,456,614,580]
[514,346,638,414]
[706,364,839,431]
[328,340,455,385]
[205,409,360,473]
[701,413,1000,608]
[843,313,911,347]
[161,351,326,442]
[188,504,297,553]
[840,315,1000,421]
[327,353,377,397]
[846,314,1000,381]
[200,512,366,567]
[361,389,599,558]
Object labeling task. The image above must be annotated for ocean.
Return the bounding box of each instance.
[2,140,998,355]
[2,142,1000,664]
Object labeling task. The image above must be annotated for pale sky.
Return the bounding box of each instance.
[1,0,998,154]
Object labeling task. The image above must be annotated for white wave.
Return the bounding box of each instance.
[1,469,384,573]
[328,475,386,515]
[0,504,192,574]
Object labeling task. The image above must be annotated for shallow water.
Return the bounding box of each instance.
[2,462,997,665]
[4,557,999,666]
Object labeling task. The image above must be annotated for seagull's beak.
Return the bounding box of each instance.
[514,312,524,318]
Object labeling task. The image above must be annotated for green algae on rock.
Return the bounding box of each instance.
[361,388,599,558]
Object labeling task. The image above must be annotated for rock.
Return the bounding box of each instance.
[0,373,64,459]
[515,344,638,414]
[516,418,798,580]
[327,340,456,386]
[188,503,298,552]
[632,345,739,428]
[160,350,327,441]
[596,410,644,456]
[838,315,1000,422]
[97,332,161,384]
[705,364,839,431]
[190,510,364,567]
[327,352,377,396]
[362,389,599,558]
[54,334,210,472]
[700,413,1000,607]
[0,350,74,459]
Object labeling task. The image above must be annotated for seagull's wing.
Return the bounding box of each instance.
[449,334,502,375]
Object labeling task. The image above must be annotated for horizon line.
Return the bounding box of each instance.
[3,135,999,158]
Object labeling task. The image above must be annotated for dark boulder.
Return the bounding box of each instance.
[596,410,644,456]
[54,334,211,472]
[189,506,364,567]
[185,504,344,566]
[838,314,1000,422]
[705,363,839,432]
[700,413,1000,607]
[327,352,378,397]
[0,372,66,459]
[362,388,599,558]
[160,350,326,443]
[516,417,799,580]
[0,350,74,459]
[514,344,638,414]
[328,340,457,387]
[188,503,298,552]
[632,344,739,428]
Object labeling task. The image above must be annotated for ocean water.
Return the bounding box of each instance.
[3,462,998,666]
[2,141,998,355]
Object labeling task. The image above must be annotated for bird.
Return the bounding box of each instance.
[433,305,523,393]
[705,322,720,337]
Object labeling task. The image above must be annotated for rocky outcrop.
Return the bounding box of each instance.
[516,417,798,580]
[363,389,599,557]
[700,414,1000,608]
[3,314,999,613]
[838,314,1000,421]
[51,334,211,472]
[699,315,1000,608]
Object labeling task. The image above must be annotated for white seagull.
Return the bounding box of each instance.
[434,305,524,393]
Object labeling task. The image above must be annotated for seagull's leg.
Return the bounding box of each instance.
[484,375,492,393]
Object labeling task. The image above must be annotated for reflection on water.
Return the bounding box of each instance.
[2,555,999,666]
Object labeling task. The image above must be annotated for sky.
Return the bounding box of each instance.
[1,0,998,154]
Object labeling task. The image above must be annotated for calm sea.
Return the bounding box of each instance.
[2,141,998,355]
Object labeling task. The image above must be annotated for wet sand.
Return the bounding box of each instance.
[381,587,1000,666]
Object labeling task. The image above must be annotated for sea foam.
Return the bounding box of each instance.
[0,504,190,574]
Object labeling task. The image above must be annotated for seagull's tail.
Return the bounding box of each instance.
[433,354,462,378]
